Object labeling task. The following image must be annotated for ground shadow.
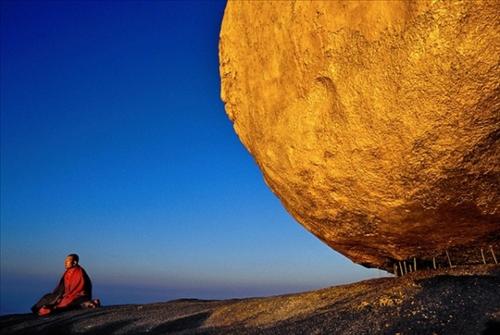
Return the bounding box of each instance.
[482,320,500,335]
[145,311,211,334]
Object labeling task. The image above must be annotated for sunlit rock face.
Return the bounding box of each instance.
[219,1,500,271]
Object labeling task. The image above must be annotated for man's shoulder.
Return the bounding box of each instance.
[76,266,91,279]
[67,266,85,275]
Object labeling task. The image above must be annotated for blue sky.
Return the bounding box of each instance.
[0,0,381,315]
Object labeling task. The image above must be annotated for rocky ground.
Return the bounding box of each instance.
[1,265,499,335]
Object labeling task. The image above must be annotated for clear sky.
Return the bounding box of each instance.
[0,0,382,315]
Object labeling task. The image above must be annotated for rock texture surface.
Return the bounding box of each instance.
[2,266,499,334]
[219,0,500,271]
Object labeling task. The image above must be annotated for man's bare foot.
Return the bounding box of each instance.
[38,306,52,316]
[81,298,101,309]
[81,301,95,309]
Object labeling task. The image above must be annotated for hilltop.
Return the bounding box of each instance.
[1,265,499,334]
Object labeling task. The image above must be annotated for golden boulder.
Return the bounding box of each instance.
[219,1,500,271]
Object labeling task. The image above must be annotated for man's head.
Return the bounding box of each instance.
[65,254,79,269]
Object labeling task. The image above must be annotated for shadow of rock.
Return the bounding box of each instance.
[146,312,211,334]
[483,320,500,335]
[74,319,139,335]
[383,274,500,335]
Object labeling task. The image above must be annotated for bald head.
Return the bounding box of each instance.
[65,254,79,269]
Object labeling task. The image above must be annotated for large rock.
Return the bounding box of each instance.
[219,0,500,271]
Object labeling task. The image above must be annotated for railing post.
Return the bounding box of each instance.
[445,250,453,268]
[490,246,498,265]
[481,248,487,265]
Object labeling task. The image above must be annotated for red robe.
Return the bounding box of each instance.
[56,265,92,309]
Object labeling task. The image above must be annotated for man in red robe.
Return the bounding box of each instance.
[32,254,100,316]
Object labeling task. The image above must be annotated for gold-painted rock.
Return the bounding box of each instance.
[219,0,500,271]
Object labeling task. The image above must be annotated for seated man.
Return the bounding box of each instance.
[31,253,101,316]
